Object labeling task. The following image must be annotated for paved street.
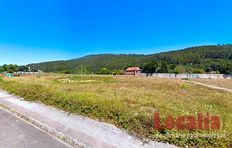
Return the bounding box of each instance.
[0,109,71,148]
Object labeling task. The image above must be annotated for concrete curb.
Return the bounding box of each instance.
[0,99,83,148]
[0,90,178,148]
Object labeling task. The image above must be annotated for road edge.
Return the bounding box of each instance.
[0,102,85,148]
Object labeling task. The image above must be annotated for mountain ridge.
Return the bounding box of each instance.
[27,44,232,74]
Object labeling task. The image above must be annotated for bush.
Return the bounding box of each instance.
[192,68,204,74]
[181,78,189,80]
[97,68,112,75]
[180,83,188,89]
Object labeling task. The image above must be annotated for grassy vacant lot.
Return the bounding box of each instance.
[0,74,231,147]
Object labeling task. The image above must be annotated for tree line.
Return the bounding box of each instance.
[0,64,29,73]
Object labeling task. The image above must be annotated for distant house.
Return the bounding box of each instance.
[125,67,141,75]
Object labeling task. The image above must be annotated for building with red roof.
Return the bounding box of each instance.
[125,67,141,75]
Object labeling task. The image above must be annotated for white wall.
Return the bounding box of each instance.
[136,73,232,79]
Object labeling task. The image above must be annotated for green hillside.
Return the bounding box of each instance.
[27,44,232,74]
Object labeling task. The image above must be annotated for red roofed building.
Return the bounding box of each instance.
[125,67,141,75]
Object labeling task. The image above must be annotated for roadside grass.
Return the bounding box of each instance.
[0,75,231,147]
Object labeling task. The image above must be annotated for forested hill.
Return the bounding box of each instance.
[27,44,232,74]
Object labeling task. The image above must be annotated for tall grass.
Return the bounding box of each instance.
[0,75,231,147]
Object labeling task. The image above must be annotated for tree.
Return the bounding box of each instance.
[112,69,124,75]
[0,66,4,73]
[170,64,176,70]
[98,68,111,75]
[159,62,168,73]
[174,65,186,74]
[192,68,204,74]
[142,62,158,73]
[1,64,19,73]
[219,61,231,74]
[204,65,212,73]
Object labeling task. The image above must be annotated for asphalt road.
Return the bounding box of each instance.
[0,109,71,148]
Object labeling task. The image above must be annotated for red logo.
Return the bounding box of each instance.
[154,112,221,131]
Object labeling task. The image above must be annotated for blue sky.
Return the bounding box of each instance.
[0,0,232,65]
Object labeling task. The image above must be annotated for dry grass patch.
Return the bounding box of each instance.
[192,78,232,90]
